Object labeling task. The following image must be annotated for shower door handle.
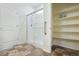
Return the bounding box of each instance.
[44,21,47,35]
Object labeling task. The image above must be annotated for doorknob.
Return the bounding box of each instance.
[44,21,47,35]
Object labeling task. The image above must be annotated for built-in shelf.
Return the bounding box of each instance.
[53,5,79,41]
[58,15,79,20]
[53,37,79,41]
[54,31,79,34]
[55,5,79,15]
[53,36,79,40]
[53,31,79,33]
[59,5,79,13]
[53,24,79,26]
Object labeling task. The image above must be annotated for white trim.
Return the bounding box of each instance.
[26,8,43,16]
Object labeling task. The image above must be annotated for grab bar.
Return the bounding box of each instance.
[44,21,47,35]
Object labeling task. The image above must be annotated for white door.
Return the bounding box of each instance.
[27,4,52,53]
[27,9,45,48]
[32,10,45,49]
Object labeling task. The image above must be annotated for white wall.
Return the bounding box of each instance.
[0,3,34,51]
[43,4,52,53]
[0,3,52,52]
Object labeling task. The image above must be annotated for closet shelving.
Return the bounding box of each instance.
[53,31,79,33]
[53,5,79,40]
[53,32,79,40]
[58,16,79,20]
[59,5,79,14]
[53,37,79,41]
[53,24,79,26]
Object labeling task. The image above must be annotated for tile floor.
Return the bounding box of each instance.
[0,43,50,56]
[0,43,79,56]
